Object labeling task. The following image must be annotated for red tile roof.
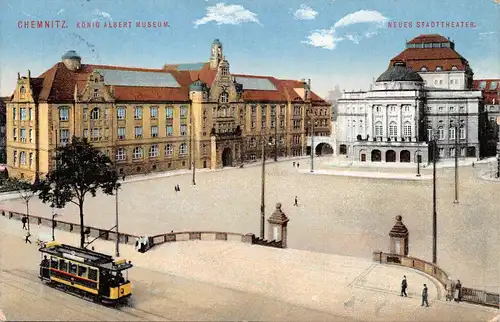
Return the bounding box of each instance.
[473,79,500,105]
[21,60,328,104]
[407,34,450,44]
[390,48,469,71]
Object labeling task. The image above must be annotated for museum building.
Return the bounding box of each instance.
[336,34,483,163]
[6,39,331,180]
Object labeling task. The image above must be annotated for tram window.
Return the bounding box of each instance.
[59,259,68,272]
[69,262,77,275]
[77,266,87,277]
[88,268,98,281]
[50,257,58,268]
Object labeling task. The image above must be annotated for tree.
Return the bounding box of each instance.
[34,136,120,248]
[7,177,36,232]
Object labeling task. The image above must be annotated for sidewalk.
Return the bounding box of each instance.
[302,169,432,181]
[2,216,496,322]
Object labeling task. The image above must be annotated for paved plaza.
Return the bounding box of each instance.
[1,217,498,321]
[1,156,499,293]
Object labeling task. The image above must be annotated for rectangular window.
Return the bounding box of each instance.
[83,129,89,138]
[261,121,266,129]
[166,106,174,119]
[116,148,126,161]
[180,106,188,117]
[459,126,466,139]
[20,152,26,165]
[134,107,143,120]
[449,148,455,157]
[270,106,276,116]
[150,106,158,119]
[149,144,159,158]
[271,120,275,128]
[91,128,100,140]
[104,108,109,120]
[13,128,17,141]
[60,129,70,144]
[83,108,88,120]
[166,125,173,136]
[20,108,27,120]
[13,107,17,120]
[251,121,256,128]
[13,151,17,164]
[59,108,69,121]
[280,120,285,129]
[117,127,125,140]
[202,143,207,155]
[29,153,33,167]
[280,105,285,116]
[261,106,266,116]
[151,126,159,137]
[20,128,26,142]
[117,107,126,120]
[180,124,187,136]
[251,106,256,116]
[134,126,143,138]
[438,148,444,157]
[29,108,33,121]
[28,129,32,143]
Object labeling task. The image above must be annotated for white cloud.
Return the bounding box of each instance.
[194,3,260,28]
[301,28,343,50]
[293,4,318,20]
[93,9,113,21]
[334,10,388,28]
[303,10,387,50]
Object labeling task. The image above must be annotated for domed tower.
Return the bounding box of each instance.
[61,50,81,71]
[209,39,223,70]
[374,61,424,90]
[189,79,209,102]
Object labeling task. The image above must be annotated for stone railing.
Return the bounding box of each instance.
[1,209,138,246]
[151,231,254,246]
[373,251,499,308]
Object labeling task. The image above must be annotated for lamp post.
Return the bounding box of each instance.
[274,113,278,162]
[453,123,459,204]
[432,130,438,264]
[309,119,316,173]
[52,213,59,241]
[115,185,119,257]
[260,138,266,239]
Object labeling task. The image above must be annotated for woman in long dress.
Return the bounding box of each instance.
[454,279,462,302]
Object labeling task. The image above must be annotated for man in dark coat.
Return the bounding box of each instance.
[401,275,408,297]
[21,216,27,230]
[421,284,429,307]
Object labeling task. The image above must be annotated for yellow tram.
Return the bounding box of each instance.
[39,242,133,304]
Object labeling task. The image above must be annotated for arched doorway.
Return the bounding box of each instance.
[222,147,232,167]
[306,146,312,156]
[386,150,396,162]
[316,143,334,156]
[371,150,382,162]
[467,146,476,157]
[400,150,410,163]
[339,144,347,155]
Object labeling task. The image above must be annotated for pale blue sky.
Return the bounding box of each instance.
[1,0,499,98]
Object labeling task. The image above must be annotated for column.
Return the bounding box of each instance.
[382,105,387,141]
[413,104,418,142]
[398,105,402,141]
[368,105,373,139]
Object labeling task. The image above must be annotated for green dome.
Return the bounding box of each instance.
[376,61,423,82]
[189,79,208,91]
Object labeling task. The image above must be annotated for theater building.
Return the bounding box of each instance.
[337,34,483,163]
[6,39,330,180]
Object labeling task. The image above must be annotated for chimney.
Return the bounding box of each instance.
[28,70,31,79]
[17,72,20,80]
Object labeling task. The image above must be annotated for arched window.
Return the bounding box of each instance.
[220,92,228,103]
[91,107,100,120]
[435,66,442,71]
[451,66,458,71]
[403,122,412,138]
[250,138,256,147]
[375,122,383,138]
[59,107,69,121]
[389,122,397,138]
[165,144,173,156]
[449,126,456,140]
[459,125,466,139]
[427,126,433,140]
[438,126,445,140]
[420,67,428,72]
[179,143,187,155]
[132,147,143,159]
[116,148,126,161]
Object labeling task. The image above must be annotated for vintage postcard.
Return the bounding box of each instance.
[0,0,499,321]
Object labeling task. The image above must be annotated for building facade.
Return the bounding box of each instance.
[0,97,6,163]
[337,34,483,163]
[473,79,499,157]
[6,40,330,180]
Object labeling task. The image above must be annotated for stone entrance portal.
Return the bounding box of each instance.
[222,147,232,167]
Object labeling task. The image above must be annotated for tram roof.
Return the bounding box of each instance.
[39,243,132,271]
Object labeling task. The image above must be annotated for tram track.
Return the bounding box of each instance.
[0,269,170,321]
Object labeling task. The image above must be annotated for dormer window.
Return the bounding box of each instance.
[451,66,458,71]
[435,66,442,71]
[93,89,98,98]
[20,86,26,97]
[221,67,229,76]
[94,78,99,84]
[478,81,487,90]
[220,92,228,103]
[420,67,428,72]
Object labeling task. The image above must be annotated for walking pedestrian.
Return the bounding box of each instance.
[293,161,296,167]
[293,196,298,207]
[472,162,475,168]
[454,279,462,302]
[122,174,126,181]
[401,275,408,297]
[174,185,178,193]
[176,184,180,192]
[21,216,27,230]
[25,232,32,244]
[421,284,429,307]
[297,162,300,168]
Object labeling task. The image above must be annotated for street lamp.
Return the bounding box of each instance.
[260,138,273,239]
[308,118,317,173]
[432,130,438,264]
[453,122,459,204]
[52,213,59,241]
[274,112,278,162]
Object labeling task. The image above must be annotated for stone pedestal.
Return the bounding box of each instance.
[267,203,290,248]
[389,215,409,256]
